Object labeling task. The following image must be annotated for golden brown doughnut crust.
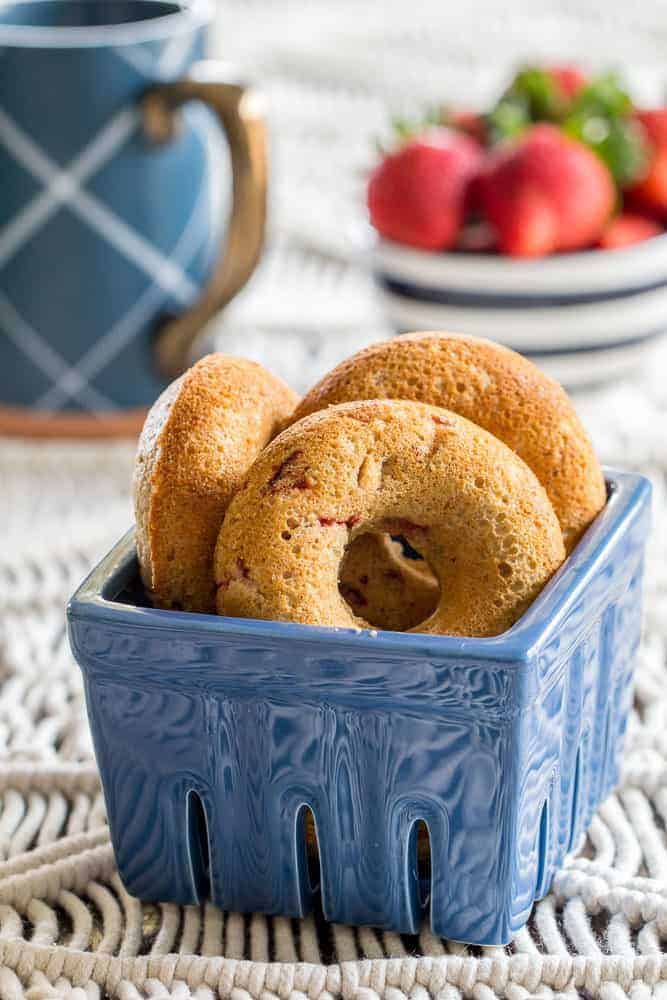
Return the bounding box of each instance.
[214,399,565,637]
[133,354,298,613]
[292,332,606,552]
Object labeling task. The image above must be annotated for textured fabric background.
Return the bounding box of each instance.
[1,2,667,996]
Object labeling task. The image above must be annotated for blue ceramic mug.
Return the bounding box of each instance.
[0,0,267,436]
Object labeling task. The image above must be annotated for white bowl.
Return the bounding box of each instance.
[371,235,667,386]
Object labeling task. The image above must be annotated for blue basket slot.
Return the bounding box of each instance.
[299,804,321,896]
[383,803,428,935]
[534,799,551,900]
[600,705,615,800]
[557,644,585,851]
[576,728,592,845]
[581,608,615,821]
[208,700,318,918]
[405,802,449,941]
[110,768,203,906]
[412,819,431,912]
[185,789,212,903]
[567,745,584,854]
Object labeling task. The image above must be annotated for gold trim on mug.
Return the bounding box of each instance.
[144,62,269,378]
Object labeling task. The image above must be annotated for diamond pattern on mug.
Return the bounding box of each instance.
[86,105,211,268]
[0,290,116,412]
[34,153,219,415]
[4,51,148,166]
[8,212,151,354]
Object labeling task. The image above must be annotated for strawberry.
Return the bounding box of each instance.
[638,108,667,144]
[367,128,482,250]
[478,124,615,257]
[598,212,662,249]
[547,65,588,100]
[626,110,667,219]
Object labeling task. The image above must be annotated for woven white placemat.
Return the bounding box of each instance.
[2,2,667,995]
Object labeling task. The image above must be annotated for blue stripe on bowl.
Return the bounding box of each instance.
[376,274,667,308]
[517,327,667,357]
[392,325,667,357]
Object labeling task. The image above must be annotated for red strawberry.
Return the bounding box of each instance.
[478,124,615,257]
[367,128,482,250]
[626,110,667,219]
[635,108,667,145]
[598,212,662,250]
[547,65,588,100]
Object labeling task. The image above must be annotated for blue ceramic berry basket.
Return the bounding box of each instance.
[67,469,650,946]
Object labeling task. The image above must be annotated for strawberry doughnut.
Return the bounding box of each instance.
[293,332,605,552]
[214,400,565,637]
[133,354,298,614]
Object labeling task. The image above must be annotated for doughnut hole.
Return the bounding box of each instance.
[338,531,440,632]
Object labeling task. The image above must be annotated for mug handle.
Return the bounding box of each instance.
[142,61,268,378]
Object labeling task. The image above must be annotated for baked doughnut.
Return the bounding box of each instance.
[214,399,565,636]
[292,332,606,552]
[133,354,298,614]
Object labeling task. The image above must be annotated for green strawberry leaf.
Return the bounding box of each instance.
[506,67,566,120]
[568,72,633,120]
[485,66,568,143]
[390,106,441,143]
[485,97,531,143]
[564,111,648,186]
[374,108,441,157]
[390,117,412,140]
